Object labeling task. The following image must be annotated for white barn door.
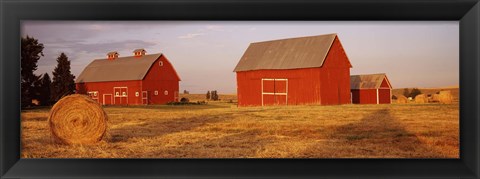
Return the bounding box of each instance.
[261,78,288,106]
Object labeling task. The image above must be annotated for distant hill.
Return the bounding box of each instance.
[438,85,459,89]
[418,85,459,90]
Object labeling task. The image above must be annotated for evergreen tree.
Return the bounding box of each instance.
[392,95,397,100]
[403,88,410,97]
[21,36,44,107]
[211,90,219,101]
[206,91,211,100]
[409,88,422,98]
[38,73,52,106]
[51,53,76,102]
[32,75,42,104]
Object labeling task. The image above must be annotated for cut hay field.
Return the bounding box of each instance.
[21,94,459,158]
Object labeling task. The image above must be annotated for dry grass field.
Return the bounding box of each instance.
[21,93,459,158]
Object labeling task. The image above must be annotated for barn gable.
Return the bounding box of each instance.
[233,33,351,72]
[143,54,181,81]
[380,78,390,88]
[76,53,163,83]
[350,73,392,89]
[322,36,352,68]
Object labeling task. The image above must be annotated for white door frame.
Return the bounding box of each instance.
[113,87,128,104]
[103,94,112,105]
[261,78,288,106]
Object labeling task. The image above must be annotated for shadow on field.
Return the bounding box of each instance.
[301,108,442,158]
[108,113,232,143]
[156,129,275,158]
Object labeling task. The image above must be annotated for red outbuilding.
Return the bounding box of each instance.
[75,49,181,105]
[233,33,352,106]
[350,73,392,104]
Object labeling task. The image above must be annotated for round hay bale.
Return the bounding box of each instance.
[430,93,440,103]
[396,95,408,104]
[48,94,108,145]
[414,94,427,103]
[438,90,453,104]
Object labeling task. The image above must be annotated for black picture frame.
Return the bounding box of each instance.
[1,0,479,178]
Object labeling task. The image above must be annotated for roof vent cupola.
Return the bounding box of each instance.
[107,51,119,60]
[133,49,146,57]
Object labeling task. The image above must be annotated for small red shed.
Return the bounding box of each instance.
[350,73,392,104]
[75,49,181,105]
[234,33,352,106]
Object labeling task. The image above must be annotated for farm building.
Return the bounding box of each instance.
[75,49,181,105]
[233,33,352,106]
[350,73,392,104]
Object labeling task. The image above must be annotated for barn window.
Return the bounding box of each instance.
[159,61,163,66]
[115,92,120,96]
[122,92,127,96]
[154,90,158,95]
[135,92,139,97]
[87,91,98,99]
[164,90,168,95]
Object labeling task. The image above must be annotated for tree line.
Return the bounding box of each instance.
[402,88,422,98]
[206,90,219,101]
[21,36,76,108]
[392,88,423,100]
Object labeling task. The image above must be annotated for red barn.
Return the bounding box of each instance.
[233,33,352,106]
[75,49,181,105]
[350,73,392,104]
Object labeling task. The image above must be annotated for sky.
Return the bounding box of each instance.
[21,21,459,94]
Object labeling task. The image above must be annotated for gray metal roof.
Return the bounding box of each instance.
[76,53,162,83]
[233,33,337,72]
[350,73,390,89]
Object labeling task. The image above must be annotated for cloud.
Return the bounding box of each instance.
[66,39,156,53]
[178,33,205,39]
[37,39,157,67]
[177,25,224,39]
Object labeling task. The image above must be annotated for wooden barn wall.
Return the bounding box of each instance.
[236,36,352,107]
[378,78,391,104]
[76,80,142,105]
[380,78,390,88]
[142,55,180,104]
[236,68,322,107]
[378,89,391,104]
[351,89,377,104]
[318,36,351,105]
[351,89,361,104]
